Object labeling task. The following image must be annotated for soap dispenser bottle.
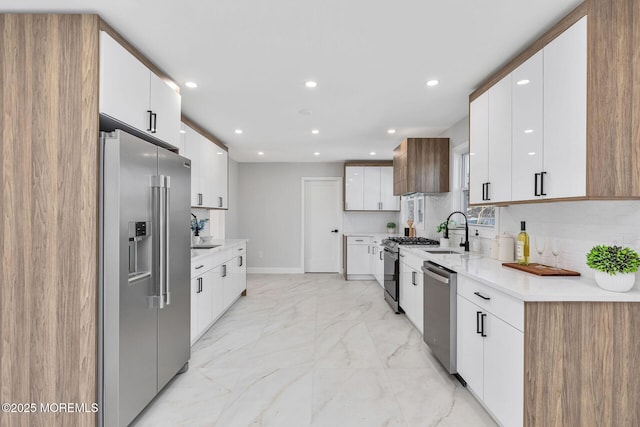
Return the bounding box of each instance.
[471,229,482,253]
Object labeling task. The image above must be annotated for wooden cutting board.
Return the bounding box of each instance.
[502,263,581,276]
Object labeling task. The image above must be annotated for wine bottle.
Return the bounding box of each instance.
[516,221,530,265]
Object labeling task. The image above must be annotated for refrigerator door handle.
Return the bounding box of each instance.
[151,175,167,309]
[164,176,171,306]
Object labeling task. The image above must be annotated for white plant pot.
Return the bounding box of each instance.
[439,237,450,247]
[387,228,396,234]
[594,271,636,293]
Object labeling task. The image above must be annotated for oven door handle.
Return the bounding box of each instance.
[421,267,450,284]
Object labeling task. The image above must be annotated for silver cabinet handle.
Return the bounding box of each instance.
[197,193,203,206]
[379,251,383,261]
[219,196,223,207]
[222,264,227,278]
[412,271,417,286]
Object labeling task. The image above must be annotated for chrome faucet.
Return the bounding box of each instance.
[444,211,469,252]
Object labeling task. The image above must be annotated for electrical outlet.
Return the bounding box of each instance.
[258,251,263,258]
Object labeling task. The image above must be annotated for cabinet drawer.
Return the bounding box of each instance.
[399,249,421,271]
[233,243,246,256]
[347,236,372,245]
[191,256,215,278]
[458,275,523,331]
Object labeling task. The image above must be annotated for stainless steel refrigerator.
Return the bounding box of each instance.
[99,130,191,426]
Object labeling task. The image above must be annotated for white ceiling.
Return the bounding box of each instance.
[5,0,582,162]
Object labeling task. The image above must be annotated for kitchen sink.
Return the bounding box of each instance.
[424,249,461,255]
[191,244,221,249]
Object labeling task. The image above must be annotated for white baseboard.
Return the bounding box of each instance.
[247,267,305,274]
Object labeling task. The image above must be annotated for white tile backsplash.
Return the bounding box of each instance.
[343,211,401,234]
[499,200,640,278]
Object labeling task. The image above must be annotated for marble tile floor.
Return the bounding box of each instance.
[134,274,497,427]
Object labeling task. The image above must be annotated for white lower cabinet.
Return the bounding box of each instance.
[346,236,372,279]
[373,240,384,287]
[457,277,524,427]
[399,250,423,333]
[190,243,247,345]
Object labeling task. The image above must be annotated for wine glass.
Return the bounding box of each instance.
[535,236,546,267]
[551,239,560,269]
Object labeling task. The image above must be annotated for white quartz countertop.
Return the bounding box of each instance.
[191,239,248,262]
[343,232,396,239]
[402,247,640,302]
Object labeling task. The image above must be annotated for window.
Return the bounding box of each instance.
[461,152,495,226]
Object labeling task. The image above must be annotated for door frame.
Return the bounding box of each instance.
[300,177,343,274]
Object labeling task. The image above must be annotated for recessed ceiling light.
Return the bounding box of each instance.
[185,81,198,88]
[524,129,534,134]
[305,80,318,88]
[426,79,439,87]
[234,129,243,134]
[517,79,530,85]
[387,129,396,134]
[179,130,186,134]
[528,152,536,156]
[370,152,377,156]
[314,152,320,156]
[311,129,319,134]
[470,152,476,156]
[258,151,264,156]
[217,152,223,155]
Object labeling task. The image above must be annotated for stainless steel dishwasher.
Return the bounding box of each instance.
[422,261,458,376]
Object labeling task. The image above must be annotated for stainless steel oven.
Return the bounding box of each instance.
[383,247,400,313]
[382,237,438,313]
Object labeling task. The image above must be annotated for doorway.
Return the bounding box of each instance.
[302,178,342,273]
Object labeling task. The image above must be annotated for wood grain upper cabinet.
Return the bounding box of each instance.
[99,31,181,149]
[393,138,450,195]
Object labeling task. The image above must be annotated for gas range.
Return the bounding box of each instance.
[382,236,439,252]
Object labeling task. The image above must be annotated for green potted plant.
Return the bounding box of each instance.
[437,221,450,247]
[386,222,397,234]
[586,245,640,292]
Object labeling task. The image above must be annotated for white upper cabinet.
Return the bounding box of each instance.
[345,167,364,211]
[363,167,381,210]
[487,76,512,203]
[99,31,181,149]
[469,17,587,205]
[149,73,182,148]
[469,92,489,205]
[470,77,512,205]
[543,16,587,199]
[345,165,399,211]
[511,51,544,202]
[182,122,229,209]
[379,167,399,210]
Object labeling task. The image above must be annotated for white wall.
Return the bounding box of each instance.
[234,162,343,272]
[343,211,400,233]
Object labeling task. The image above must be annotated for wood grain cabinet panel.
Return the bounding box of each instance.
[393,138,449,195]
[0,14,100,427]
[524,302,640,427]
